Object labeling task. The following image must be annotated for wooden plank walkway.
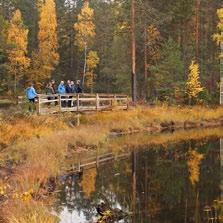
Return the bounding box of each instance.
[19,93,129,115]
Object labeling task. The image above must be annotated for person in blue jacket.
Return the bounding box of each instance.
[57,80,66,107]
[57,80,66,94]
[26,83,38,112]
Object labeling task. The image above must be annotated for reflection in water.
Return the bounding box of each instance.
[221,138,223,201]
[55,137,222,223]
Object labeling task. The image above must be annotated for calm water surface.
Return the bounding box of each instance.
[54,135,223,223]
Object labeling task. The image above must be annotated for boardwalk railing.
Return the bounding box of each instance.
[68,151,131,174]
[35,93,129,114]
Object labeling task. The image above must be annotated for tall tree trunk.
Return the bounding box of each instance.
[82,44,87,87]
[195,0,201,61]
[144,25,148,100]
[131,0,137,104]
[220,31,223,105]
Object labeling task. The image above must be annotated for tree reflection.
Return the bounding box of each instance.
[55,137,221,223]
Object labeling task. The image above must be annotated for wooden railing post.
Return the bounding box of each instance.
[58,94,62,112]
[126,96,129,110]
[96,94,99,110]
[77,94,80,112]
[96,147,99,168]
[37,96,41,114]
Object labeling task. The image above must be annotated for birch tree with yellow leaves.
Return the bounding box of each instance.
[85,50,99,92]
[7,9,30,94]
[186,60,203,104]
[74,1,96,86]
[29,0,59,86]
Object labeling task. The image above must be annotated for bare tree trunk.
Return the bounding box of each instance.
[144,25,148,100]
[82,44,87,87]
[131,0,137,104]
[220,31,223,105]
[195,0,201,61]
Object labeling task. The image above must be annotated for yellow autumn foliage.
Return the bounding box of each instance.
[187,150,204,186]
[7,9,30,90]
[29,0,59,86]
[86,50,100,88]
[74,1,96,50]
[213,8,223,45]
[186,60,203,100]
[87,50,100,70]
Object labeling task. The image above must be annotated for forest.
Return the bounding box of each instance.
[1,2,223,222]
[0,0,223,104]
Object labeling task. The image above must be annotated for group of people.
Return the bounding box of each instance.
[26,79,83,111]
[45,80,82,95]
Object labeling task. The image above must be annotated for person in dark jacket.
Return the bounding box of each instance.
[75,80,82,93]
[66,80,72,107]
[51,79,56,94]
[70,81,75,93]
[65,80,72,93]
[50,79,57,105]
[26,83,38,112]
[45,82,54,106]
[45,82,54,95]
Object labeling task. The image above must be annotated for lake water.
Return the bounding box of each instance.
[54,135,223,223]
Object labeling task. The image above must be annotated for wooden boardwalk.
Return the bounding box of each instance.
[19,93,129,115]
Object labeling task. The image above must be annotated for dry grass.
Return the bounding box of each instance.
[0,114,69,147]
[82,105,223,131]
[1,106,222,148]
[3,200,58,223]
[5,125,108,193]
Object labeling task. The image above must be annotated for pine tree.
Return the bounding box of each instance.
[213,8,223,104]
[186,60,203,104]
[144,25,161,99]
[6,9,30,94]
[29,0,59,86]
[0,15,8,94]
[150,38,184,101]
[74,1,96,85]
